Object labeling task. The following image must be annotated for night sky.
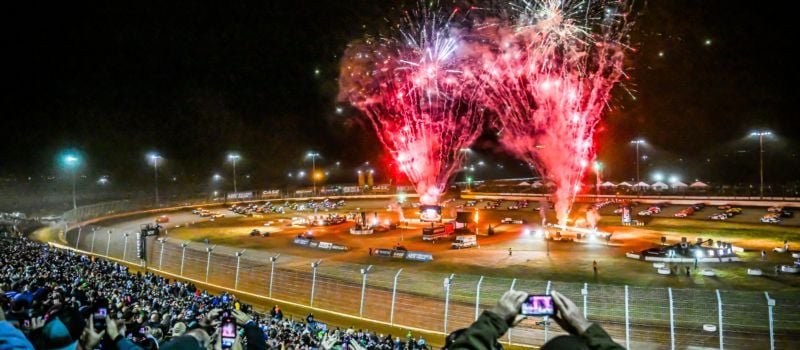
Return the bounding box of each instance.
[2,0,799,191]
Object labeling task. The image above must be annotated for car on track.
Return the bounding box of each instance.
[155,215,170,223]
[767,206,783,213]
[725,207,743,215]
[637,210,652,216]
[761,213,781,224]
[708,213,728,221]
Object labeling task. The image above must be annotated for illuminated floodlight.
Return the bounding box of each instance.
[652,173,664,182]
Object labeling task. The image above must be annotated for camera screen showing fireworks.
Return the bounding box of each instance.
[338,2,485,206]
[479,0,631,225]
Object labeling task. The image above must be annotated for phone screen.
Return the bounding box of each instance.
[521,295,555,316]
[221,318,236,349]
[93,307,108,330]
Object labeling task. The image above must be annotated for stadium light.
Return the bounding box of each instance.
[147,153,162,205]
[227,153,241,193]
[630,139,646,183]
[306,152,321,195]
[749,131,773,198]
[60,151,81,210]
[652,173,664,182]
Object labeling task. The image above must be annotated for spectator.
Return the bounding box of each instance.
[0,237,328,350]
[446,290,624,350]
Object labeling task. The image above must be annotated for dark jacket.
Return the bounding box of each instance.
[243,321,267,350]
[448,311,624,350]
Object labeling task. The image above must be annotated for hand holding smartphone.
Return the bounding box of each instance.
[221,317,237,349]
[93,298,109,330]
[520,294,556,316]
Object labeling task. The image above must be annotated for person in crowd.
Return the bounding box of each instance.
[0,237,414,350]
[446,290,624,350]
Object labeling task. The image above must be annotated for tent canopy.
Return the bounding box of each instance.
[617,181,633,187]
[600,181,617,187]
[670,181,688,188]
[651,181,669,190]
[690,181,709,188]
[633,181,650,188]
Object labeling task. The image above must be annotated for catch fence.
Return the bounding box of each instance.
[62,224,800,349]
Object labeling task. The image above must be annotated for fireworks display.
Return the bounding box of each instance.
[340,0,630,213]
[338,2,485,205]
[479,0,630,224]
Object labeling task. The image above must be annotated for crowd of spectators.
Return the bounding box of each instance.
[0,236,431,350]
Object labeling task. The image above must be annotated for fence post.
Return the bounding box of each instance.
[359,265,373,318]
[765,292,775,350]
[75,226,82,250]
[443,274,455,334]
[390,269,403,325]
[158,238,166,270]
[625,285,630,349]
[106,231,112,256]
[90,228,97,253]
[507,278,517,345]
[545,280,552,343]
[475,276,484,321]
[234,250,245,290]
[205,246,215,283]
[582,283,588,318]
[716,289,723,350]
[180,243,188,276]
[269,255,280,298]
[310,260,322,308]
[122,232,130,261]
[668,287,675,350]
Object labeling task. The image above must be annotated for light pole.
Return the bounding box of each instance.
[630,139,645,183]
[62,153,81,210]
[148,153,162,205]
[750,131,772,198]
[228,153,241,194]
[269,254,280,298]
[310,260,322,308]
[307,152,321,195]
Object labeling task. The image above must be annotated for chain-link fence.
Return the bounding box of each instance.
[61,223,800,349]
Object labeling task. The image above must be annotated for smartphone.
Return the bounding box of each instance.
[93,299,109,330]
[221,317,237,349]
[521,294,556,316]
